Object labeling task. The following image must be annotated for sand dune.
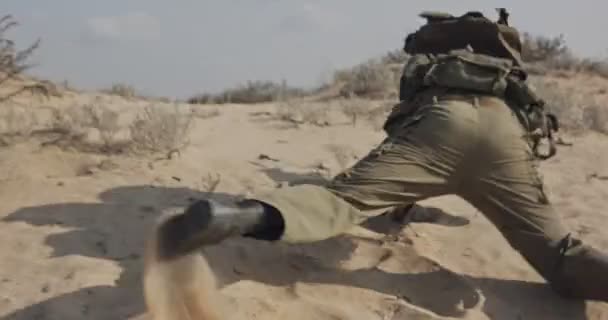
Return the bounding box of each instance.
[0,80,607,320]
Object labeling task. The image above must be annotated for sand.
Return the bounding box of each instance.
[0,81,607,319]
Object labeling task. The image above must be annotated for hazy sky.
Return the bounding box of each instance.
[4,1,607,98]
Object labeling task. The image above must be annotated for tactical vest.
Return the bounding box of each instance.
[390,10,559,160]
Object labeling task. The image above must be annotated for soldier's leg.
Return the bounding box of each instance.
[157,96,480,258]
[464,170,608,301]
[462,101,608,301]
[253,96,481,243]
[253,138,455,243]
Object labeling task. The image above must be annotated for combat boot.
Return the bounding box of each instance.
[155,199,284,261]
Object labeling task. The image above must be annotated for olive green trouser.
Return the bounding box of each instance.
[254,92,608,301]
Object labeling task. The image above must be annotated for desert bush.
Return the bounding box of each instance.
[521,33,569,63]
[575,58,608,78]
[83,104,123,151]
[334,59,397,99]
[190,107,221,119]
[40,102,127,153]
[1,100,195,156]
[102,83,137,99]
[521,33,608,78]
[0,104,38,145]
[582,104,608,134]
[338,97,372,126]
[382,49,410,65]
[366,101,394,131]
[186,93,215,104]
[530,77,608,134]
[275,100,330,127]
[188,80,307,104]
[197,173,221,193]
[129,104,194,154]
[0,14,50,102]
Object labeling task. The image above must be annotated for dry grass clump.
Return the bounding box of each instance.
[530,76,608,134]
[0,104,38,145]
[365,101,394,131]
[275,99,330,127]
[381,49,410,65]
[129,104,194,154]
[337,97,393,130]
[334,59,397,99]
[102,83,138,99]
[338,97,375,126]
[0,100,196,155]
[521,33,569,63]
[190,107,221,119]
[522,33,608,78]
[187,80,307,105]
[38,103,126,153]
[272,97,391,130]
[197,172,222,193]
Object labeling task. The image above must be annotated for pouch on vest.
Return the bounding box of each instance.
[422,50,513,96]
[399,54,433,101]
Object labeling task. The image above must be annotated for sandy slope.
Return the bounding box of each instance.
[0,92,607,320]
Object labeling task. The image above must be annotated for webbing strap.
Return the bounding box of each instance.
[530,112,559,160]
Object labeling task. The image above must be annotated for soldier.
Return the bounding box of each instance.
[155,10,608,301]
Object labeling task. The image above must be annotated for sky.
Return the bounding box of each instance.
[4,1,607,99]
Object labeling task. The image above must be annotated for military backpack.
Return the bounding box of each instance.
[390,10,559,160]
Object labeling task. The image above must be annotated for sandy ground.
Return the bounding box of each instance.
[1,87,608,319]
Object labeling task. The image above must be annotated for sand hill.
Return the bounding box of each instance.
[1,28,608,319]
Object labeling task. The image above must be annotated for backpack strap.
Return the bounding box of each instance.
[524,104,559,160]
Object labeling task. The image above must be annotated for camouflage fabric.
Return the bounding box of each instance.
[253,88,608,301]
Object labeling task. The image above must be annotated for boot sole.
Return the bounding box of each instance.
[155,200,214,261]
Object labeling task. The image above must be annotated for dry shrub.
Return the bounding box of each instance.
[197,173,221,193]
[186,93,220,105]
[522,33,569,63]
[530,77,608,134]
[522,33,608,78]
[1,101,195,155]
[83,104,121,148]
[382,49,410,65]
[366,101,393,131]
[276,100,330,127]
[582,104,608,134]
[0,15,50,102]
[41,102,127,153]
[338,97,372,126]
[191,107,221,119]
[0,104,38,145]
[102,83,137,99]
[129,104,194,154]
[0,105,37,135]
[188,80,307,105]
[334,59,397,99]
[337,97,393,130]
